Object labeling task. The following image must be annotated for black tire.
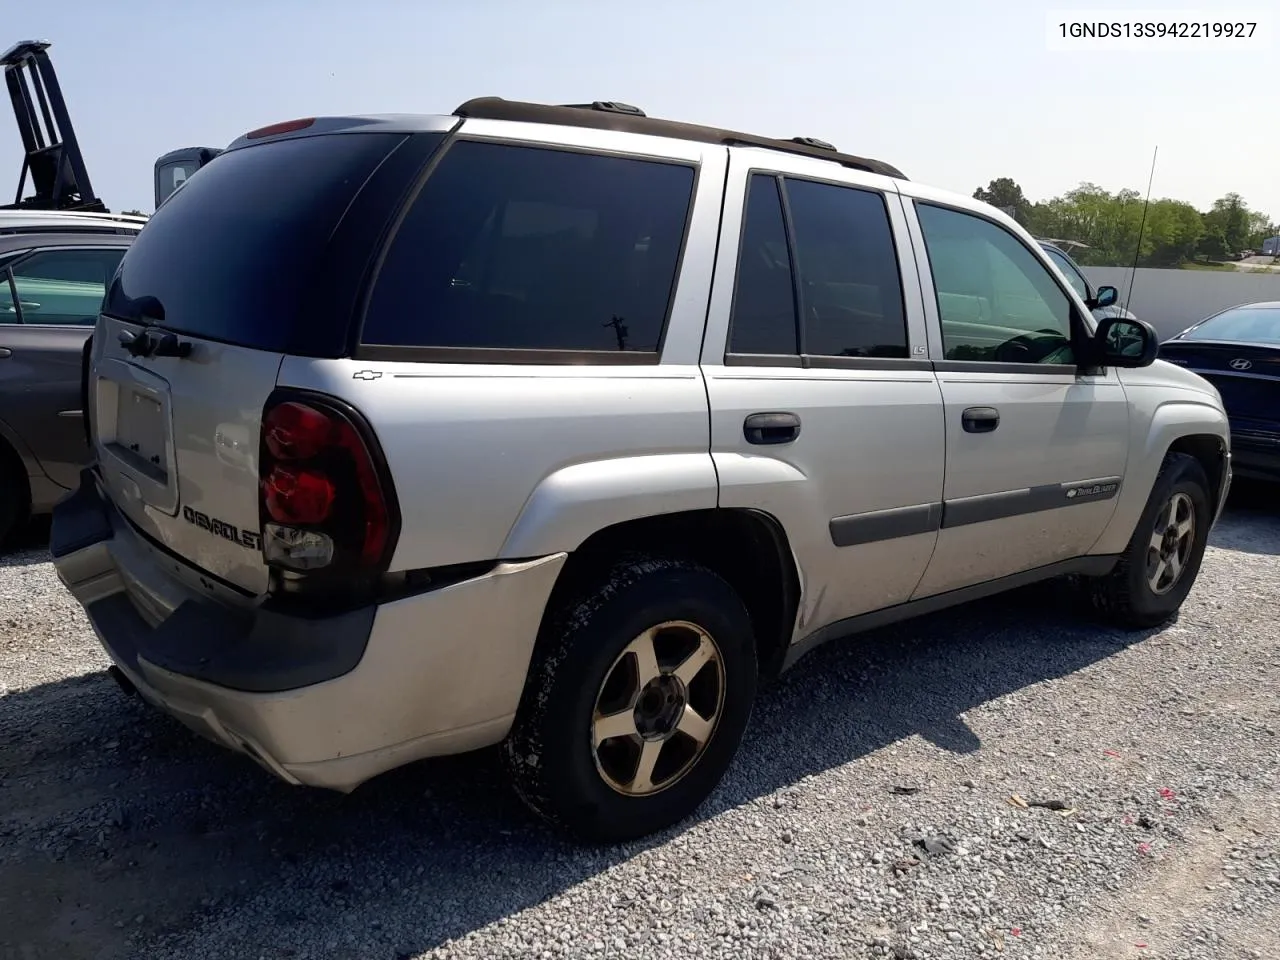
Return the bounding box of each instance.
[1089,452,1212,629]
[0,445,30,549]
[503,555,758,843]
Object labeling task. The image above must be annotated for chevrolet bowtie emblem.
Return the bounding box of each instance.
[352,370,383,380]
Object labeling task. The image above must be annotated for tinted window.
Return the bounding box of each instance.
[729,175,798,355]
[1042,246,1089,300]
[362,141,696,355]
[784,178,907,358]
[155,159,202,207]
[105,132,423,354]
[1184,307,1280,344]
[10,248,125,325]
[918,204,1076,365]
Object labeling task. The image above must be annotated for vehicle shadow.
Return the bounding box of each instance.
[0,500,1270,959]
[0,515,53,565]
[1211,479,1280,556]
[0,575,1152,960]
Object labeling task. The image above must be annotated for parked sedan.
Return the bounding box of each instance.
[1159,301,1280,482]
[0,212,142,543]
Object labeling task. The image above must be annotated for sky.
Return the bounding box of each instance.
[3,0,1277,218]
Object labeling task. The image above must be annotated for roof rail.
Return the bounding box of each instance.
[452,97,906,181]
[1,39,106,212]
[559,100,646,117]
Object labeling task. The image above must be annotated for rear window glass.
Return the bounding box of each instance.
[104,132,417,354]
[361,140,696,357]
[1184,307,1280,344]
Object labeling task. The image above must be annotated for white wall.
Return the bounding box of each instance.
[1084,267,1280,339]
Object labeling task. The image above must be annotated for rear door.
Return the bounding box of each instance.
[903,193,1131,598]
[702,149,945,633]
[89,124,453,595]
[0,242,129,488]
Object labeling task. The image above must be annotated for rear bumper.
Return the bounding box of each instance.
[51,469,565,792]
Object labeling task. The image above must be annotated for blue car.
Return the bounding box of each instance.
[1159,301,1280,482]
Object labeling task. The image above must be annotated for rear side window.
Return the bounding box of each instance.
[726,173,908,361]
[105,132,420,354]
[785,178,908,359]
[728,175,798,355]
[361,141,696,358]
[9,248,125,325]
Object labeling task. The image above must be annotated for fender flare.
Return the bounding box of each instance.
[499,453,719,559]
[1091,399,1229,556]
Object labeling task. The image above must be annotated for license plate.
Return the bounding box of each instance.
[114,388,168,483]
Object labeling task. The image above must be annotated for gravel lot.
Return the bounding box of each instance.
[2,488,1279,960]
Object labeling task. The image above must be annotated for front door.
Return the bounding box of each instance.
[904,199,1130,598]
[0,246,126,489]
[702,153,946,637]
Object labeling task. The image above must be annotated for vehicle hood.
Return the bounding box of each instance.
[1117,357,1223,404]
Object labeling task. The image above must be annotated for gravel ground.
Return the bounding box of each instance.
[2,489,1279,960]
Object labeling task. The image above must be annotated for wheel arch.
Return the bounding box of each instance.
[535,507,802,682]
[1092,399,1230,556]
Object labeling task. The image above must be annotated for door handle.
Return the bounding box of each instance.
[744,412,801,445]
[961,406,1000,433]
[0,347,10,358]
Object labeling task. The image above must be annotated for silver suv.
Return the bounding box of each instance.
[51,99,1232,842]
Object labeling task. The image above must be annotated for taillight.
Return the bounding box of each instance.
[258,392,399,582]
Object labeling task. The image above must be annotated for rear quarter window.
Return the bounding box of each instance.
[105,132,425,355]
[359,140,697,360]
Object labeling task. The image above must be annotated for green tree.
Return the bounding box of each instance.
[1197,230,1228,261]
[972,178,1032,226]
[975,175,1274,266]
[1203,193,1251,254]
[1245,210,1278,249]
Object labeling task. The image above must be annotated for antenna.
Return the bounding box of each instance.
[1124,145,1158,313]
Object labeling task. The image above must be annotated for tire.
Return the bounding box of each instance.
[0,446,30,548]
[1089,452,1212,629]
[503,555,758,843]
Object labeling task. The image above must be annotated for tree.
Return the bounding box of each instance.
[973,178,1032,226]
[1246,210,1278,248]
[1203,193,1251,254]
[1197,230,1228,261]
[974,174,1275,266]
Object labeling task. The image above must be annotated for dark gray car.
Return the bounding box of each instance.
[0,212,141,542]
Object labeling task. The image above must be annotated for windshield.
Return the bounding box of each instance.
[1042,246,1089,300]
[1183,306,1280,344]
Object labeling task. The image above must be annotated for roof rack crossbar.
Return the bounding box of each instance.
[451,97,907,181]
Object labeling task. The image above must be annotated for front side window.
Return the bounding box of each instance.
[1042,246,1089,301]
[9,248,125,325]
[362,141,697,356]
[917,203,1076,365]
[784,178,908,359]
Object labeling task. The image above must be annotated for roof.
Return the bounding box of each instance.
[451,98,907,180]
[0,209,146,236]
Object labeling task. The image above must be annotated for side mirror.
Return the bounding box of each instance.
[1093,316,1159,368]
[1092,285,1118,309]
